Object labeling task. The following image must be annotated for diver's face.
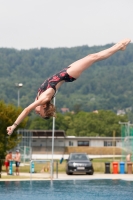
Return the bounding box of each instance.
[35,105,46,118]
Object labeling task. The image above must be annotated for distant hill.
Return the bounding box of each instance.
[0,43,133,112]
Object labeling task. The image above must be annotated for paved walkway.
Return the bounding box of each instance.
[1,173,133,181]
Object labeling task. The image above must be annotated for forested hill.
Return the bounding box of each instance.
[0,43,133,112]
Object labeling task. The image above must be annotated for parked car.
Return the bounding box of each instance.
[66,153,94,175]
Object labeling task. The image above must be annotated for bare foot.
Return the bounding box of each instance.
[119,39,131,50]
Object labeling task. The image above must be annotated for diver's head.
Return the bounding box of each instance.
[35,101,56,119]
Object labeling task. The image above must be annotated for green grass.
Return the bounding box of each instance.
[93,157,122,162]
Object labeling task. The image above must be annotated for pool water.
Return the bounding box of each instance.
[0,179,133,200]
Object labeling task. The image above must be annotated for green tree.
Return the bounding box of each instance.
[0,101,27,177]
[65,110,128,136]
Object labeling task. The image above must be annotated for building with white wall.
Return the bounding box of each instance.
[18,129,122,153]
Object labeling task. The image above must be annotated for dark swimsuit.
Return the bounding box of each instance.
[37,67,76,98]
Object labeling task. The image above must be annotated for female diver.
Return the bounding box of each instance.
[7,38,131,135]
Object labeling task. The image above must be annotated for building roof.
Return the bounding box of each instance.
[61,107,70,112]
[19,129,66,138]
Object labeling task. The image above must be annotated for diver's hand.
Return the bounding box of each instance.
[7,125,15,135]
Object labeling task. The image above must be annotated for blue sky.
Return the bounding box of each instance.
[0,0,132,49]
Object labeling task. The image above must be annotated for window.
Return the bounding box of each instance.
[104,141,116,146]
[78,141,89,146]
[69,141,73,146]
[70,154,88,160]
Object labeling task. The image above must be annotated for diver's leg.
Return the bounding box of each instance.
[67,39,131,78]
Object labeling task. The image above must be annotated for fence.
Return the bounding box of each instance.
[121,124,133,161]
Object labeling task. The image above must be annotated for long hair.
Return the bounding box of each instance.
[44,101,56,118]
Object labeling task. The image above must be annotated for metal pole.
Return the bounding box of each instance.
[30,160,32,181]
[18,89,20,107]
[113,130,115,161]
[24,146,26,164]
[15,83,23,107]
[56,161,58,179]
[29,132,32,161]
[51,96,56,180]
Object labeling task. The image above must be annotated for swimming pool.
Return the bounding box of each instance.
[0,179,133,200]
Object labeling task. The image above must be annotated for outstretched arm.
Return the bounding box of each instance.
[7,94,51,135]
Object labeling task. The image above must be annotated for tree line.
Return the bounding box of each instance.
[0,100,128,139]
[26,107,128,137]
